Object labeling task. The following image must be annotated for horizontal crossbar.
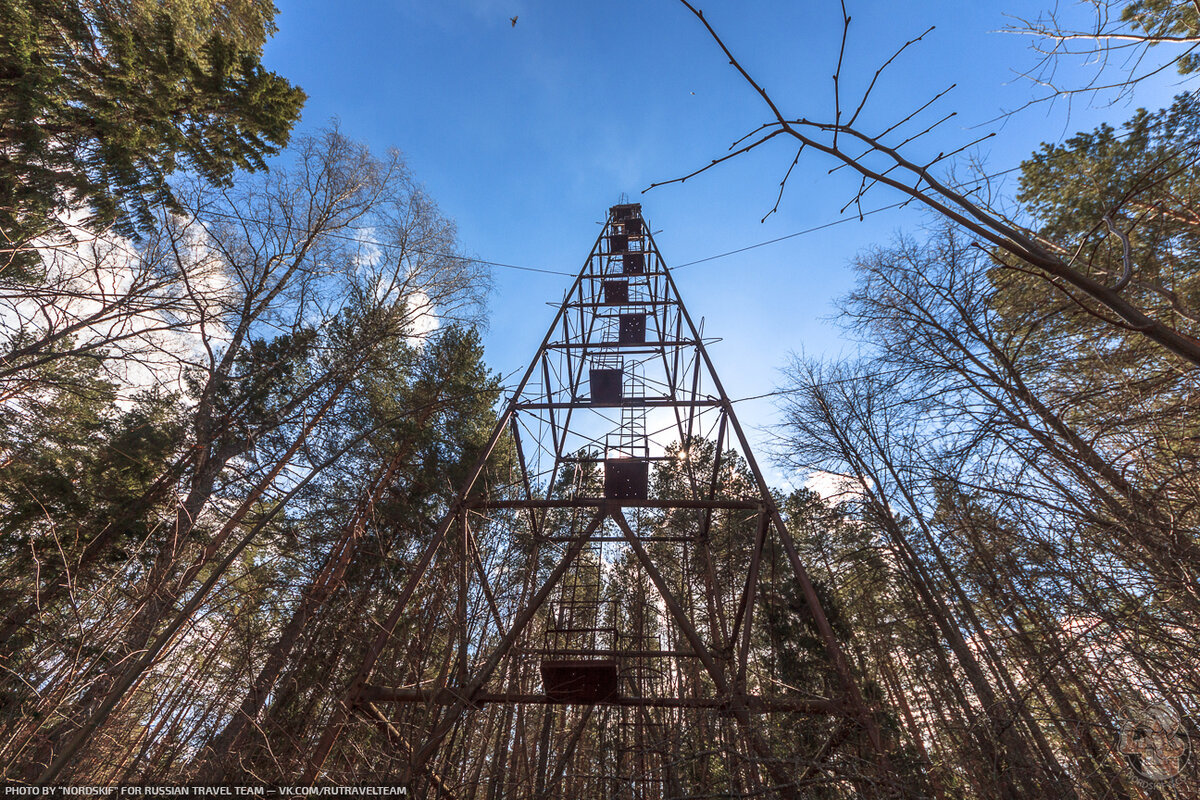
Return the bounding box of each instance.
[463,498,763,510]
[356,686,842,714]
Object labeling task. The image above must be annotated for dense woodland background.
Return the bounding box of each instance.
[0,0,1198,796]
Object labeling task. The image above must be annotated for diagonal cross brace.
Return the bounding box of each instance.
[404,508,608,778]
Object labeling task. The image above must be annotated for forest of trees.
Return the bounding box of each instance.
[1,0,1197,796]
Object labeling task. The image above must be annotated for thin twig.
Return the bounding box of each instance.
[763,146,805,223]
[848,25,936,127]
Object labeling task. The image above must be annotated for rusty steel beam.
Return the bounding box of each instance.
[544,340,697,350]
[535,535,698,543]
[516,399,721,409]
[566,300,681,309]
[356,686,841,715]
[580,271,673,279]
[463,497,762,510]
[517,647,700,658]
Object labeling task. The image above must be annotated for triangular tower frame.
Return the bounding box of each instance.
[306,203,892,796]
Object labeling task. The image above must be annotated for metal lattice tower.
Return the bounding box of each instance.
[307,203,894,797]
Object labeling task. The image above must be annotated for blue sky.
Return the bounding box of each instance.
[263,0,1184,479]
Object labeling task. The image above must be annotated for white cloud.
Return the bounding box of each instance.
[803,469,870,505]
[2,214,235,407]
[352,227,382,272]
[406,289,440,342]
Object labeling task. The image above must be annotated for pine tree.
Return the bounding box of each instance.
[0,0,304,264]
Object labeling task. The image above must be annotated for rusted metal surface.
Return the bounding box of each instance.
[603,458,648,500]
[601,279,628,304]
[618,313,646,344]
[588,367,623,403]
[540,659,620,703]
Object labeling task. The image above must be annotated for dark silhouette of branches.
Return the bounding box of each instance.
[654,1,1200,368]
[1004,0,1200,105]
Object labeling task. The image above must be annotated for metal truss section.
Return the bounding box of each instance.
[306,203,895,797]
